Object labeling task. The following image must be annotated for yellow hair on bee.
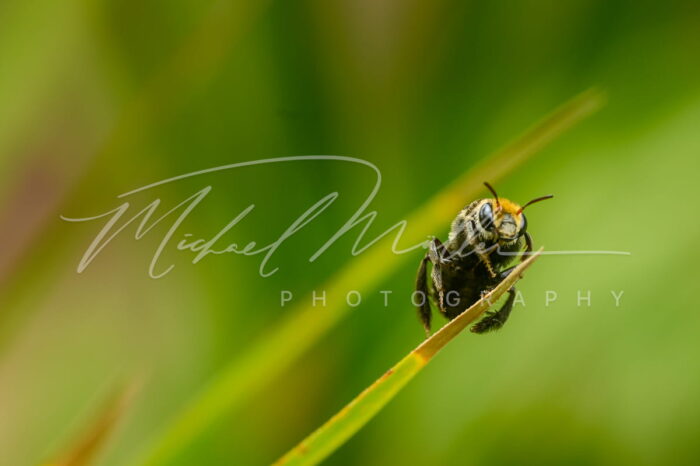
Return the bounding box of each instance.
[491,198,523,222]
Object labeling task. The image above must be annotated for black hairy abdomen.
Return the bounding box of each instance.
[436,239,521,320]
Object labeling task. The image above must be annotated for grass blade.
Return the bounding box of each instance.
[274,249,543,466]
[136,89,603,466]
[45,381,139,466]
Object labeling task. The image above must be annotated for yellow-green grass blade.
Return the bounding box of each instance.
[136,89,603,466]
[44,381,139,466]
[274,250,542,466]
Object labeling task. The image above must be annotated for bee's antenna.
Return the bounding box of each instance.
[517,194,554,214]
[484,182,500,210]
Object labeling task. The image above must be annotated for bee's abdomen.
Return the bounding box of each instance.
[438,267,487,320]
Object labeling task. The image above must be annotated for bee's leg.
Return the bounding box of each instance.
[428,238,451,312]
[474,243,497,278]
[429,237,450,262]
[416,239,450,337]
[471,266,518,333]
[498,265,517,282]
[415,253,433,337]
[470,287,516,334]
[479,265,517,296]
[521,231,533,263]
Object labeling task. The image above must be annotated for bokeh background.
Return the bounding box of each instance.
[1,1,700,465]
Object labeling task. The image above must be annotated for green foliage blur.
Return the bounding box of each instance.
[1,1,699,465]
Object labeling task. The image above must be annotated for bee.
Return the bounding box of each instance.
[415,182,553,336]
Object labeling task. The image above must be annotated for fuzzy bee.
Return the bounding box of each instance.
[416,182,552,336]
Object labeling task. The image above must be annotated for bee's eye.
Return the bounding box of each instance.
[520,213,528,234]
[479,202,494,230]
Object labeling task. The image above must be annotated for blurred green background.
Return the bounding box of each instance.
[1,0,699,465]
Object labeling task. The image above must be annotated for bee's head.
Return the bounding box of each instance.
[477,182,553,245]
